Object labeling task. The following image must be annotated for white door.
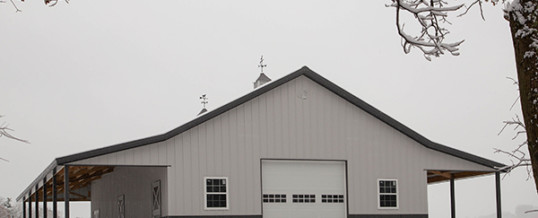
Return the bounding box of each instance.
[261,160,347,218]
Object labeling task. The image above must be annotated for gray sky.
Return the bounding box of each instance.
[0,0,536,217]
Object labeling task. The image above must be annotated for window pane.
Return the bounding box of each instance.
[206,178,228,208]
[380,194,397,208]
[378,180,398,208]
[292,194,316,203]
[207,194,227,208]
[262,193,286,203]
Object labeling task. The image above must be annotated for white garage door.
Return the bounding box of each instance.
[261,160,347,218]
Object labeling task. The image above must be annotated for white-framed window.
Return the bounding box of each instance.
[204,177,229,210]
[378,179,398,209]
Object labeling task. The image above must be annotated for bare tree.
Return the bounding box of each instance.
[496,114,532,176]
[0,115,28,162]
[390,0,538,192]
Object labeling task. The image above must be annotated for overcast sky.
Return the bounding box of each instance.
[0,0,536,217]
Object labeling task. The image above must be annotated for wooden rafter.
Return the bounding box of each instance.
[430,170,453,179]
[27,166,114,202]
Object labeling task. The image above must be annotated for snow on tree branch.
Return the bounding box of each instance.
[389,0,465,60]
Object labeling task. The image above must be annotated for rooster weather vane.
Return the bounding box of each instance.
[197,94,209,116]
[258,55,267,74]
[200,94,208,109]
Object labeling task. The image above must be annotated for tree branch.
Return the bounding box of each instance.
[0,115,28,162]
[458,0,485,20]
[390,0,465,60]
[496,77,533,178]
[0,125,28,144]
[9,0,21,12]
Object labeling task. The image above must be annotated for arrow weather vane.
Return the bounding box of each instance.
[258,55,267,74]
[200,94,208,109]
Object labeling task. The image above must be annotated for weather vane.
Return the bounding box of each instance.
[200,94,208,109]
[258,55,267,74]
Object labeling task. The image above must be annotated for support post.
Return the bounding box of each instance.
[35,184,39,218]
[496,171,502,218]
[43,177,48,218]
[52,168,57,218]
[64,166,70,218]
[450,174,455,218]
[28,192,32,218]
[22,198,26,218]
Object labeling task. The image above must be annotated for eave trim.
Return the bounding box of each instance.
[49,66,506,176]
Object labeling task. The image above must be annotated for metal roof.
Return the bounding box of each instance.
[17,66,506,201]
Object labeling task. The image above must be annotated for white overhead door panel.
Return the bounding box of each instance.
[262,160,347,218]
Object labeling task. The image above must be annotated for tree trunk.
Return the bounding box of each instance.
[508,0,538,193]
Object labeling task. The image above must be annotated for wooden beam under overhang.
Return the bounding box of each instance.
[427,170,493,184]
[430,170,452,179]
[27,166,114,202]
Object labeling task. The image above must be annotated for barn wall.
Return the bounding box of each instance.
[74,75,495,216]
[90,166,167,218]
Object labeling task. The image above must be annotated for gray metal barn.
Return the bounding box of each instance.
[17,66,506,218]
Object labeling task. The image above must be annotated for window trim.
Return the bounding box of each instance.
[377,179,399,210]
[204,177,229,210]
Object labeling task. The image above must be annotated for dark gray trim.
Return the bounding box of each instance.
[16,161,57,201]
[43,176,47,218]
[349,215,428,218]
[163,216,261,218]
[303,70,504,170]
[22,197,26,218]
[496,171,502,218]
[345,160,350,216]
[52,167,57,218]
[52,66,505,170]
[28,192,32,218]
[164,215,427,218]
[64,166,69,218]
[259,159,263,216]
[18,66,507,202]
[35,184,38,218]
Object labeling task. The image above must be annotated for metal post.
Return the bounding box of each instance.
[28,192,32,218]
[64,166,70,218]
[22,198,26,218]
[43,177,47,218]
[496,171,502,218]
[450,174,455,218]
[35,184,39,218]
[52,168,57,218]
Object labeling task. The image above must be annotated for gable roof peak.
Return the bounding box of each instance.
[55,66,505,170]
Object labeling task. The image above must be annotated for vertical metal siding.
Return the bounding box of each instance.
[90,167,167,218]
[74,75,495,216]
